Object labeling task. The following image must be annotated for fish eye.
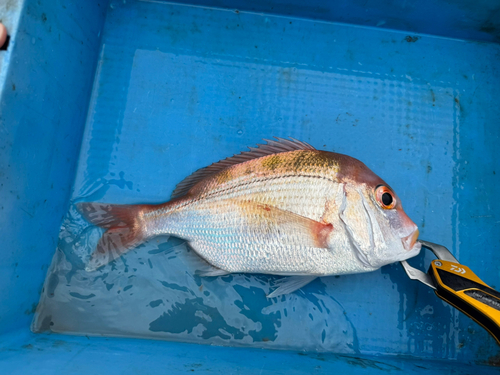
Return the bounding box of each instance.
[375,185,396,209]
[382,193,392,206]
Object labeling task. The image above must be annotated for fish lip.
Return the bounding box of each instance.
[402,229,420,252]
[398,242,422,262]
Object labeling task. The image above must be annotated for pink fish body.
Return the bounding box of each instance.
[78,138,421,296]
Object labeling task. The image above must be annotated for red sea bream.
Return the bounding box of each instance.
[78,138,421,297]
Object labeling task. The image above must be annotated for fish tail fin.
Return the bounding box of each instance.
[77,202,147,271]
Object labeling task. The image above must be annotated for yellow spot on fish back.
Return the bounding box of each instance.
[261,155,283,171]
[199,150,342,199]
[310,152,340,171]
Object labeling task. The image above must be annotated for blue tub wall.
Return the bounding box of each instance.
[0,0,109,335]
[25,0,500,365]
[0,0,499,369]
[172,0,500,43]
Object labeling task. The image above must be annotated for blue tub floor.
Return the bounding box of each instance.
[1,330,499,375]
[29,0,500,368]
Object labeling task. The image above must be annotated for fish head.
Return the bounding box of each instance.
[339,157,421,269]
[367,183,421,265]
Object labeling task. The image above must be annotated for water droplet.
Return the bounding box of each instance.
[237,130,243,135]
[170,99,174,103]
[278,117,283,122]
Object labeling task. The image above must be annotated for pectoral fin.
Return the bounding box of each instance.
[180,202,334,277]
[238,201,334,249]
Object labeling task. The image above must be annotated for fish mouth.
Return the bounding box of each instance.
[401,229,419,251]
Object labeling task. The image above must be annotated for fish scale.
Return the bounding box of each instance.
[154,179,357,274]
[186,175,333,222]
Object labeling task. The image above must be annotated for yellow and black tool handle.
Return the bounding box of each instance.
[429,260,500,344]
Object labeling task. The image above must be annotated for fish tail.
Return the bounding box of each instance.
[77,202,147,271]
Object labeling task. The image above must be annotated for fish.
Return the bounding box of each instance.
[78,137,421,297]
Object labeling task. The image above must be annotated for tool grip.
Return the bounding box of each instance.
[429,260,500,345]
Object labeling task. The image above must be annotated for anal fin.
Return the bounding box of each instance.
[196,267,231,277]
[180,241,231,277]
[267,276,317,298]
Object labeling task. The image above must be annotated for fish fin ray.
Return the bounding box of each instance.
[183,200,333,250]
[77,202,138,228]
[170,137,316,199]
[77,202,146,271]
[196,267,231,277]
[240,202,333,249]
[267,276,317,298]
[180,241,232,276]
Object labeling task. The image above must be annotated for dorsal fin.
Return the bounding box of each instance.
[170,137,316,200]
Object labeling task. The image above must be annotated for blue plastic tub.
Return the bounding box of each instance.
[1,0,500,373]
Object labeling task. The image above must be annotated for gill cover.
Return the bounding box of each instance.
[339,185,418,269]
